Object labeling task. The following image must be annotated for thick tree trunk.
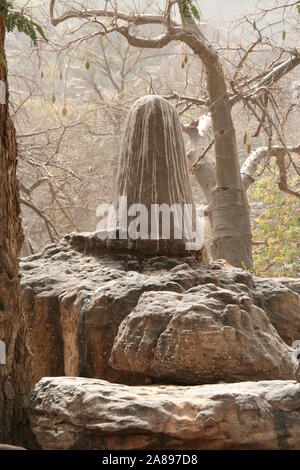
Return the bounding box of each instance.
[206,59,253,269]
[0,14,31,445]
[186,129,217,209]
[180,18,253,269]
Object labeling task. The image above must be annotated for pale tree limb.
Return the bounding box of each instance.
[275,154,300,199]
[20,197,60,242]
[192,139,215,173]
[232,28,262,81]
[241,144,300,193]
[186,53,300,142]
[50,0,179,27]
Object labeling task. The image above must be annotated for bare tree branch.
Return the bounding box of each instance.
[241,144,300,191]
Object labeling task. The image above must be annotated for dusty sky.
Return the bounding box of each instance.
[200,0,276,23]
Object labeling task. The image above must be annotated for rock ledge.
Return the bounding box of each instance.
[30,377,300,450]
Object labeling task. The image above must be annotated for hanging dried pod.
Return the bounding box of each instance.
[243,132,248,145]
[51,92,56,104]
[62,104,67,116]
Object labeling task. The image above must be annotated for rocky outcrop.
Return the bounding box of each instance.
[24,93,300,450]
[276,278,300,296]
[21,234,203,385]
[29,377,300,450]
[254,278,300,345]
[20,234,300,386]
[23,234,300,450]
[111,286,293,384]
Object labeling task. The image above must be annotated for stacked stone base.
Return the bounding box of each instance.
[21,233,300,449]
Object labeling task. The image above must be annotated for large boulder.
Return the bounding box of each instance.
[276,278,300,296]
[21,235,202,385]
[110,285,293,384]
[29,377,300,450]
[254,278,300,345]
[20,234,299,386]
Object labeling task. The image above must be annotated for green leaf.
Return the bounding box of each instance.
[16,16,24,33]
[25,20,37,46]
[179,0,189,18]
[0,0,12,16]
[33,22,48,43]
[190,4,200,20]
[6,13,17,32]
[3,4,48,46]
[179,0,200,21]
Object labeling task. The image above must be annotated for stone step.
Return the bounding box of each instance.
[29,377,300,450]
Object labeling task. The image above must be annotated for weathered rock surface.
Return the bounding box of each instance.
[29,377,300,450]
[276,278,300,296]
[111,286,293,384]
[21,234,203,385]
[254,278,300,345]
[20,234,300,386]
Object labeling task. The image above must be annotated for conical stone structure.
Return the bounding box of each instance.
[98,95,203,256]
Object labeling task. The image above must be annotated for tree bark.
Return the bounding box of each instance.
[207,59,253,268]
[180,17,253,268]
[0,13,31,445]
